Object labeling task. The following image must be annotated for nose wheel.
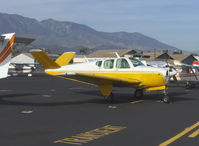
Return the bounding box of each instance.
[162,95,170,103]
[185,82,195,89]
[162,90,170,103]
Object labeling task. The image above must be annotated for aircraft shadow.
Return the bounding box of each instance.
[0,92,110,106]
[77,90,198,103]
[0,93,39,99]
[0,90,197,107]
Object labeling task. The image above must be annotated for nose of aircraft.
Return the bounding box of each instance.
[168,67,178,77]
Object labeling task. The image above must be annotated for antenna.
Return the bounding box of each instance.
[114,52,120,58]
[83,55,88,62]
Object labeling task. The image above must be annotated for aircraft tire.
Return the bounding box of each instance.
[185,84,191,89]
[162,96,170,103]
[104,93,114,102]
[134,89,143,99]
[28,73,32,77]
[191,84,195,88]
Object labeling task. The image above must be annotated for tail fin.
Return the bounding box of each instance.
[55,52,76,66]
[0,33,15,79]
[30,50,76,69]
[30,50,60,69]
[0,33,15,64]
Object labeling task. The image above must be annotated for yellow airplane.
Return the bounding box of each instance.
[30,50,176,103]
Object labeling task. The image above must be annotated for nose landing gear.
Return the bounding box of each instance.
[134,89,170,103]
[185,82,195,89]
[162,90,170,103]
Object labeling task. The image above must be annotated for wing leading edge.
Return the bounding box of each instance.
[62,72,141,87]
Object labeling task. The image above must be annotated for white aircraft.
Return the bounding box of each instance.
[0,33,15,79]
[30,50,177,103]
[147,61,199,89]
[172,65,199,89]
[9,63,36,77]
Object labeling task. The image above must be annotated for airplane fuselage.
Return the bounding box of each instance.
[45,57,168,91]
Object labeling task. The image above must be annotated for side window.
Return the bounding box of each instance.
[103,60,114,69]
[129,57,144,67]
[96,61,102,67]
[116,59,130,69]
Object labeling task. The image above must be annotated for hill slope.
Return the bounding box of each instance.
[0,12,179,53]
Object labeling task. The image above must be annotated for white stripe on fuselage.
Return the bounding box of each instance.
[46,61,168,76]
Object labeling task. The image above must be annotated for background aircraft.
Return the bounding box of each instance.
[9,63,36,77]
[147,60,199,89]
[30,50,178,103]
[171,65,199,89]
[0,33,15,79]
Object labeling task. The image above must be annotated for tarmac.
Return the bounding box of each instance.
[0,74,198,146]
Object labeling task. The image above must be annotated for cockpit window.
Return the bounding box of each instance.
[103,59,114,69]
[129,57,144,67]
[116,58,130,69]
[96,61,102,67]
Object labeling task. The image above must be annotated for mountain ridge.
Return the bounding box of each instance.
[0,12,179,53]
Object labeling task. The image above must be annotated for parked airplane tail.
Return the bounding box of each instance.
[30,50,76,69]
[55,52,76,66]
[0,33,15,79]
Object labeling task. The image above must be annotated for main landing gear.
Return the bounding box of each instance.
[185,82,195,89]
[104,92,114,102]
[134,89,144,100]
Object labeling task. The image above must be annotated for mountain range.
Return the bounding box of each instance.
[0,12,179,53]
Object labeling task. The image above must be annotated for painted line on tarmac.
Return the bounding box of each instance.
[108,105,117,109]
[51,89,56,92]
[42,95,52,97]
[159,121,199,146]
[188,128,199,138]
[21,110,33,114]
[0,90,11,92]
[131,100,144,104]
[54,125,126,145]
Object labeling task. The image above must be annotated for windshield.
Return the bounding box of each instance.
[129,57,144,67]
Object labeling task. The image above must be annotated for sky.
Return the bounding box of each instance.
[0,0,199,52]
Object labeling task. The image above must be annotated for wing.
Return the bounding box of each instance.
[64,72,141,87]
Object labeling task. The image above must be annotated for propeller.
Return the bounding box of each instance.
[166,66,178,83]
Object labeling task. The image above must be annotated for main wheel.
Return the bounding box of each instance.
[162,96,170,103]
[104,93,114,102]
[190,83,195,88]
[134,89,143,99]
